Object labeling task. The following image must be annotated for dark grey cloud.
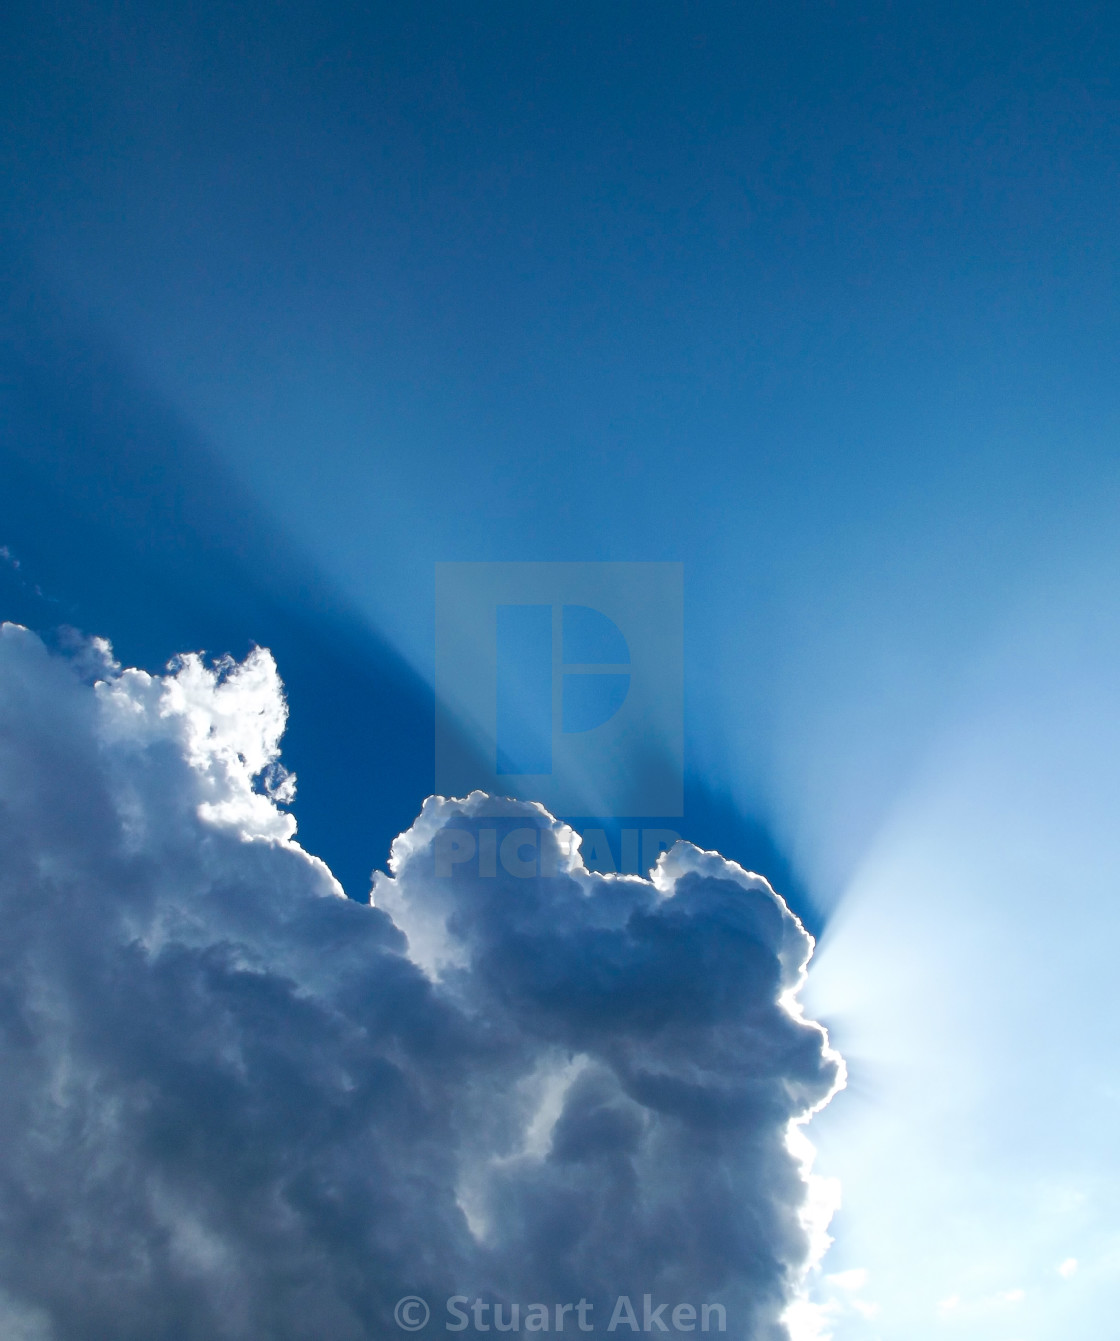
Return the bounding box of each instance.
[0,626,843,1341]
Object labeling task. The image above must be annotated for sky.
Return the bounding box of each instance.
[2,2,1119,1338]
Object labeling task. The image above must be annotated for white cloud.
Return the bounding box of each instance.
[0,624,843,1340]
[824,1269,867,1292]
[935,1287,1026,1321]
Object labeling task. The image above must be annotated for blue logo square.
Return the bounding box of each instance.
[435,563,683,817]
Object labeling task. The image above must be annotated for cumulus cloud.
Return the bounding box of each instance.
[0,625,843,1341]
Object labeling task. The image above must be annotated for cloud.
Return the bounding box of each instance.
[0,625,843,1341]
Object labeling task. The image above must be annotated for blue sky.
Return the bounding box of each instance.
[2,2,1119,1337]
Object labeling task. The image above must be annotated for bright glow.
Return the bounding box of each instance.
[797,568,1120,1339]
